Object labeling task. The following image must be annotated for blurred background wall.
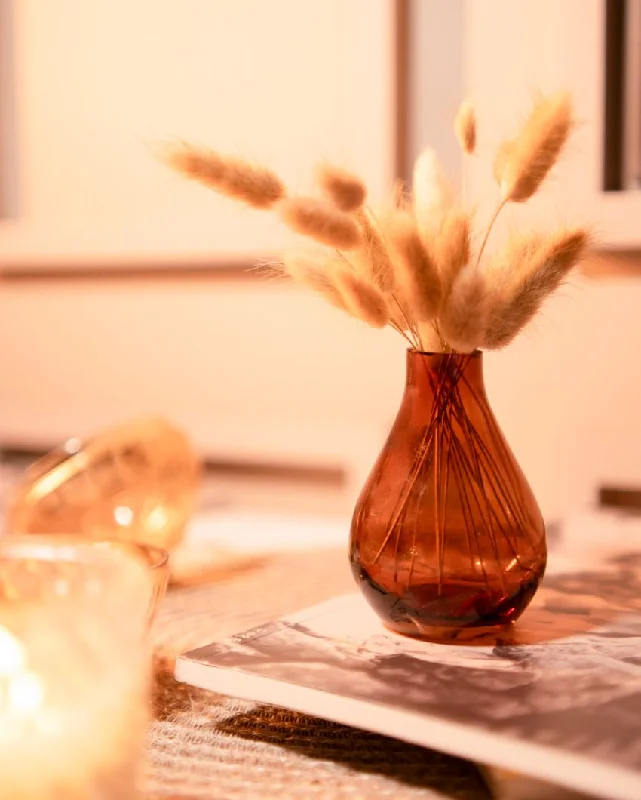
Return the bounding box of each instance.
[1,0,640,521]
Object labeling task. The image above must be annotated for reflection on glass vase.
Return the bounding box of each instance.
[350,350,546,641]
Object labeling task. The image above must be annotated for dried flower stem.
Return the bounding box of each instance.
[493,140,513,186]
[373,355,471,562]
[475,198,507,268]
[281,254,347,311]
[390,319,420,349]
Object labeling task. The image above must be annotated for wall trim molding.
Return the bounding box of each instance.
[0,443,346,486]
[2,250,637,283]
[0,258,264,283]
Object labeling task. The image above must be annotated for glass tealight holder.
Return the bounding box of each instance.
[4,417,201,552]
[93,540,169,627]
[0,537,152,799]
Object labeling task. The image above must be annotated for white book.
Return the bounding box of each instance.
[177,547,641,800]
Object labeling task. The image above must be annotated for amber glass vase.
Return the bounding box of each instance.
[350,350,546,640]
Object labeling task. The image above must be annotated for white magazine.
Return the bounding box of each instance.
[177,543,641,800]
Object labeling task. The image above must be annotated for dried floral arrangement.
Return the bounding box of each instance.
[162,93,592,635]
[163,91,590,354]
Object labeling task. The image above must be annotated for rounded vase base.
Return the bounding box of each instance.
[353,563,544,643]
[382,619,515,644]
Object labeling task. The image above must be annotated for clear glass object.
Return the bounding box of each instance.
[4,417,201,551]
[93,540,169,627]
[350,350,547,640]
[0,537,152,798]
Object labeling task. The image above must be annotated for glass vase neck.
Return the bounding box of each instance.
[405,349,486,400]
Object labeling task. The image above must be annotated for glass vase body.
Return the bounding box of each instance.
[350,350,546,640]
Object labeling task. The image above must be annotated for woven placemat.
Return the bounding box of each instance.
[146,548,491,799]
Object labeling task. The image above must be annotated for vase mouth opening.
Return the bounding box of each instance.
[408,348,482,358]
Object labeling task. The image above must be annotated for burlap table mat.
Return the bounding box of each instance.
[146,547,491,799]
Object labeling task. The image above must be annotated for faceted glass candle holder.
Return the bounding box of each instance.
[0,537,152,799]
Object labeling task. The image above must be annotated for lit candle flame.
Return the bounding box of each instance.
[8,672,44,714]
[114,506,134,526]
[0,628,25,676]
[0,627,46,716]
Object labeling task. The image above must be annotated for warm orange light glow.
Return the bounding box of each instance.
[0,628,25,677]
[8,671,45,714]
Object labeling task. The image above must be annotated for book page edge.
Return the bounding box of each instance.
[175,657,641,800]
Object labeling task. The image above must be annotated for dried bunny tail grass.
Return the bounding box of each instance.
[439,264,488,353]
[500,227,589,303]
[385,210,442,322]
[413,148,454,256]
[493,139,513,185]
[316,164,367,212]
[431,208,471,298]
[163,143,285,208]
[279,196,362,249]
[500,92,574,203]
[483,230,541,292]
[349,245,393,295]
[454,100,477,155]
[281,254,347,311]
[349,208,418,337]
[163,144,226,182]
[352,208,396,292]
[331,266,390,328]
[217,156,286,208]
[386,295,415,332]
[413,147,453,226]
[484,227,590,349]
